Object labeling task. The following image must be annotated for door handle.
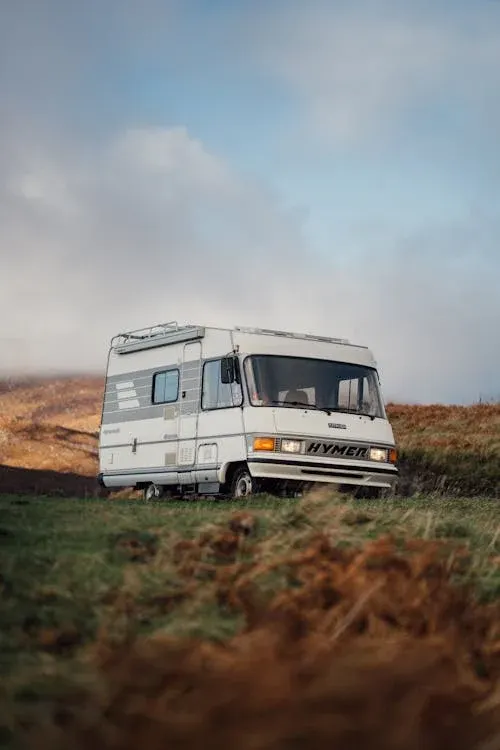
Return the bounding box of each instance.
[132,438,137,453]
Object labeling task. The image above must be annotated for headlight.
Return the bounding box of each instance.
[281,439,303,454]
[369,447,388,462]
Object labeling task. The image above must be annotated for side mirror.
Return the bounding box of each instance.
[220,357,236,384]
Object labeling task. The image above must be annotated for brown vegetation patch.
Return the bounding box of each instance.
[387,402,500,455]
[21,526,500,750]
[110,531,159,564]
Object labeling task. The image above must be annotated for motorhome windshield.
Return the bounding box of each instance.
[243,355,385,419]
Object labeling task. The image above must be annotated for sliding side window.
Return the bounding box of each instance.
[152,369,179,404]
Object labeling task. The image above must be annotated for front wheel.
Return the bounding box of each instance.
[229,467,254,498]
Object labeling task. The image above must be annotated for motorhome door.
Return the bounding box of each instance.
[177,341,202,466]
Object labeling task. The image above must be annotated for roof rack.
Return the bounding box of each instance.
[110,321,357,355]
[112,321,205,354]
[233,326,351,345]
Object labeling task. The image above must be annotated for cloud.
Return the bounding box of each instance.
[248,0,500,145]
[0,125,307,371]
[0,2,499,404]
[1,123,499,403]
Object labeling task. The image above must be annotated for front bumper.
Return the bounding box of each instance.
[247,456,398,489]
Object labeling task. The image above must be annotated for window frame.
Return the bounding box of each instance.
[201,357,244,411]
[151,368,180,405]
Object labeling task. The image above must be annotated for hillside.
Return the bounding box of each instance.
[0,376,499,496]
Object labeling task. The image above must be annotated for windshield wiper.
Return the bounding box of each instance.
[266,400,377,420]
[323,406,377,421]
[268,400,333,415]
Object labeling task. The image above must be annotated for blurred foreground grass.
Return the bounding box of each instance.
[1,491,500,748]
[2,492,500,661]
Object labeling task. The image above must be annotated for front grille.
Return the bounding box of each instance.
[305,439,369,460]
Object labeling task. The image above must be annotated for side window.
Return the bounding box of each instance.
[202,359,242,410]
[152,369,179,404]
[360,376,379,414]
[335,374,381,415]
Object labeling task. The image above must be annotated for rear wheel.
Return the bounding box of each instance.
[144,483,164,501]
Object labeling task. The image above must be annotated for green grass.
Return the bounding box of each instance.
[1,492,500,654]
[1,491,500,747]
[397,447,500,497]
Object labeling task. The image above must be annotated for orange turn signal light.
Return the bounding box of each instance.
[253,437,276,452]
[389,448,398,464]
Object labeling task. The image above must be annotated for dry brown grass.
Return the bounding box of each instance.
[0,376,101,476]
[388,402,500,456]
[387,403,500,496]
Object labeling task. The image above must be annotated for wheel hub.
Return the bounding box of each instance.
[145,483,161,501]
[235,475,252,497]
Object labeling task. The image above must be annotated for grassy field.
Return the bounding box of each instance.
[1,377,499,746]
[2,490,500,748]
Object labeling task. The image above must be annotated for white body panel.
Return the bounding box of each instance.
[98,322,398,494]
[233,330,376,367]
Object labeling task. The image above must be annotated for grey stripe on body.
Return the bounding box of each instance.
[101,404,167,424]
[106,363,184,386]
[105,358,208,387]
[180,406,199,416]
[102,358,204,423]
[105,382,151,399]
[99,432,243,448]
[104,386,152,409]
[101,355,249,425]
[102,462,219,477]
[101,399,203,424]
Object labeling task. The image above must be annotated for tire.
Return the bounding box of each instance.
[228,466,254,499]
[144,483,164,501]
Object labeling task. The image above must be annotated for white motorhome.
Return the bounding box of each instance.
[97,322,398,499]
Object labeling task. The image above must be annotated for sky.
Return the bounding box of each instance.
[1,0,499,403]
